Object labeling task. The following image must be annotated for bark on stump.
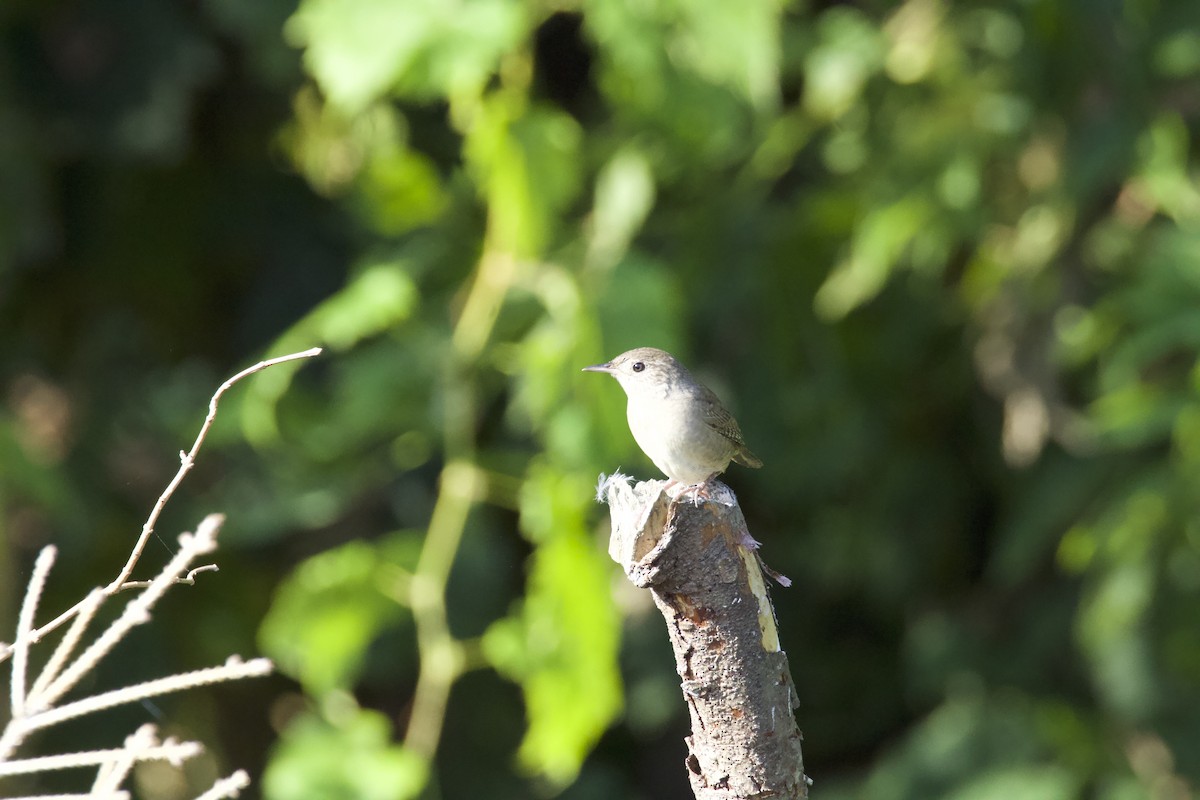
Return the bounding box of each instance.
[600,475,809,800]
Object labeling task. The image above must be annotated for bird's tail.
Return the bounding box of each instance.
[733,447,763,469]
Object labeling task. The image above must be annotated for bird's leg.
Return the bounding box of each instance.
[691,474,720,506]
[670,474,719,508]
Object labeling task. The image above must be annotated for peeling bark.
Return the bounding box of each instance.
[600,476,809,799]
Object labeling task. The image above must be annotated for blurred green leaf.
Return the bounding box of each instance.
[586,146,656,270]
[945,766,1080,800]
[241,260,419,446]
[287,259,420,352]
[260,535,416,695]
[464,100,583,256]
[583,0,775,163]
[264,705,428,800]
[815,194,933,319]
[1154,30,1200,77]
[804,7,885,121]
[653,0,783,110]
[286,0,527,111]
[1077,560,1159,717]
[483,464,622,786]
[357,145,447,235]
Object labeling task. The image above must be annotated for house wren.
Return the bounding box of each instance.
[583,347,762,487]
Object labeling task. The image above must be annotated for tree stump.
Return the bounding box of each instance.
[600,475,809,799]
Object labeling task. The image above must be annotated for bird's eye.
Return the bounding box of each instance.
[632,362,645,373]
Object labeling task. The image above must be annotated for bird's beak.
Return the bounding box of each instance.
[582,361,615,374]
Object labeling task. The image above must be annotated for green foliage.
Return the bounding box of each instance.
[483,465,621,785]
[5,0,1200,797]
[264,704,429,800]
[285,0,528,111]
[260,534,417,695]
[243,259,421,446]
[464,99,583,256]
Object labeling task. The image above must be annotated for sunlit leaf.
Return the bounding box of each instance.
[241,260,419,445]
[482,464,622,787]
[814,194,932,319]
[804,7,885,120]
[586,146,656,270]
[264,706,428,800]
[286,0,526,112]
[464,99,582,257]
[260,536,416,695]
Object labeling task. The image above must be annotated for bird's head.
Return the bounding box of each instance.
[582,347,685,400]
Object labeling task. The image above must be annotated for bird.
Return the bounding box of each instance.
[582,347,762,490]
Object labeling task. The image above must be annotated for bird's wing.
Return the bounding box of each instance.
[700,387,763,468]
[701,392,745,444]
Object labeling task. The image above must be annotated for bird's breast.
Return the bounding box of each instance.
[625,396,733,484]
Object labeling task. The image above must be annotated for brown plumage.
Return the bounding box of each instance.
[583,347,761,485]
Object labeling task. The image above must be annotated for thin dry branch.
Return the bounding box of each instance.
[10,547,54,718]
[26,516,224,716]
[1,349,317,798]
[0,518,260,765]
[0,736,201,777]
[194,770,251,800]
[115,563,221,591]
[27,589,103,701]
[110,347,323,590]
[0,347,322,664]
[91,724,159,794]
[23,657,273,734]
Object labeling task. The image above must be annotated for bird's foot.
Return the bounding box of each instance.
[667,474,719,507]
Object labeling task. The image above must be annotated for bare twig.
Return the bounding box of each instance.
[0,732,201,777]
[111,347,323,590]
[194,769,251,800]
[0,351,307,797]
[22,657,273,734]
[26,516,224,715]
[116,563,221,591]
[92,724,157,794]
[27,589,103,701]
[10,547,55,718]
[0,347,322,664]
[0,519,238,763]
